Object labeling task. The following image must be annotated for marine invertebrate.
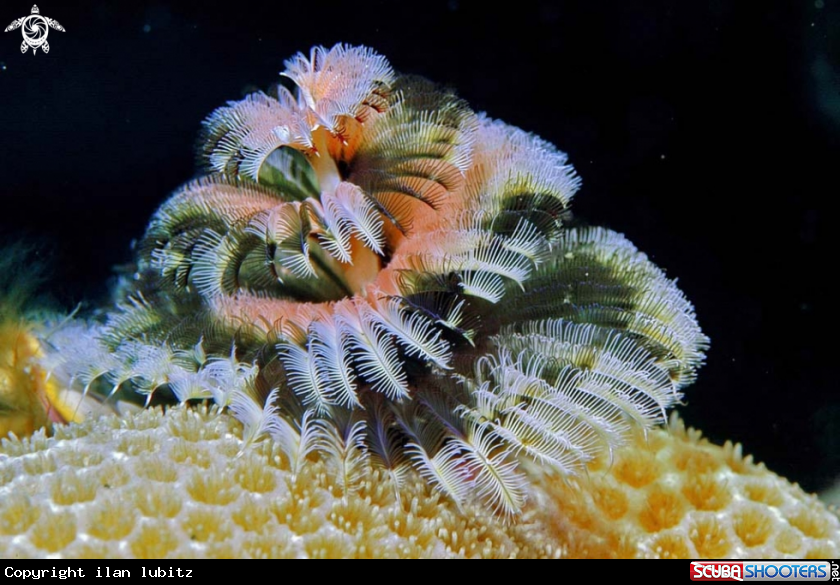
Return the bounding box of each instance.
[4,43,838,560]
[46,43,708,518]
[0,407,836,558]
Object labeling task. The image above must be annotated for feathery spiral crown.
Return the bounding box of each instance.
[49,44,708,517]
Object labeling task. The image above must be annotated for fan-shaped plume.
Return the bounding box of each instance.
[282,44,394,132]
[482,226,709,387]
[405,427,473,510]
[283,44,394,134]
[50,44,707,519]
[229,385,281,445]
[315,412,370,498]
[265,408,324,481]
[201,92,313,181]
[460,421,529,519]
[363,394,410,493]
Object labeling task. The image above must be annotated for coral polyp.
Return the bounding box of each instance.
[46,43,708,517]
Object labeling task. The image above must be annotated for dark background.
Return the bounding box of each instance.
[0,1,836,494]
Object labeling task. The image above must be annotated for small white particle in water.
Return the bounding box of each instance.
[660,154,666,160]
[0,62,6,71]
[816,0,824,8]
[143,24,151,33]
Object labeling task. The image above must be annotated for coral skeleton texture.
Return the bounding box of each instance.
[3,43,832,559]
[0,407,837,559]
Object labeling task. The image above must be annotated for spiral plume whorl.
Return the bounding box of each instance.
[62,44,707,517]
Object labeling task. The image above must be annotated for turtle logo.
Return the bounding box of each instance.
[5,5,64,55]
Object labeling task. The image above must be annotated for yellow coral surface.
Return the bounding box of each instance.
[0,407,837,558]
[0,320,67,438]
[535,417,840,558]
